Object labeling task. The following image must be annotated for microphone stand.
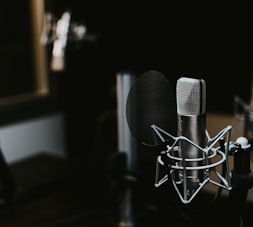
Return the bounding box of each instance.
[116,72,137,227]
[229,137,253,225]
[118,168,136,227]
[230,77,253,225]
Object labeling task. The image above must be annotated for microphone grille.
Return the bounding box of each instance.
[176,77,206,115]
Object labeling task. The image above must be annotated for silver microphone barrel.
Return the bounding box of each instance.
[177,114,206,189]
[176,77,206,195]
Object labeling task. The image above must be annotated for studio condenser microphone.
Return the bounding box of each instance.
[125,71,253,225]
[176,77,206,199]
[154,76,235,204]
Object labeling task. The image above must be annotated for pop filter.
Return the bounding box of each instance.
[126,70,177,147]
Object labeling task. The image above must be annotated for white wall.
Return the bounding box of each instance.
[0,112,66,164]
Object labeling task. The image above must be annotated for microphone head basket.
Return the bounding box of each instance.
[152,124,234,204]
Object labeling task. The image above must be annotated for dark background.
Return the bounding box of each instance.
[1,2,253,114]
[0,2,252,226]
[43,2,253,160]
[45,1,253,114]
[0,1,252,175]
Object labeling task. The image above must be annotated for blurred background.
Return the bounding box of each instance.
[0,1,252,226]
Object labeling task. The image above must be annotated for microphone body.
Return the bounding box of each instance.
[176,77,206,195]
[153,74,252,208]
